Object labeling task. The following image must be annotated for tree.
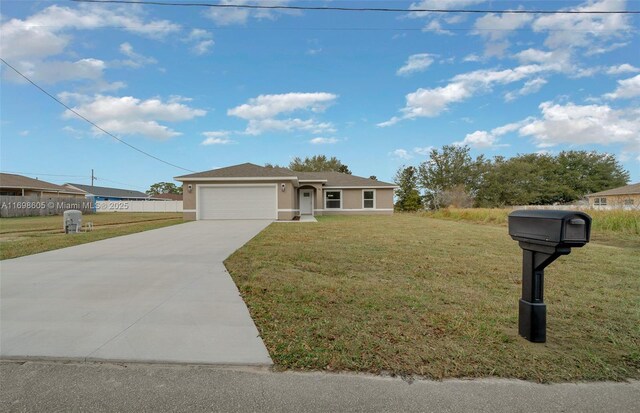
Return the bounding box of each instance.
[555,151,629,199]
[394,166,422,211]
[288,155,352,174]
[147,182,182,195]
[417,145,482,209]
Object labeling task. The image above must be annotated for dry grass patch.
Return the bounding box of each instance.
[0,213,183,260]
[225,214,640,382]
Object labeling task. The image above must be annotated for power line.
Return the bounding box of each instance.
[72,0,640,14]
[0,58,195,173]
[1,171,89,178]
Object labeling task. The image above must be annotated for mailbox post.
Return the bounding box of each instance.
[508,210,591,343]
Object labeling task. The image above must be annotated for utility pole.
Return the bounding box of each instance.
[91,169,95,187]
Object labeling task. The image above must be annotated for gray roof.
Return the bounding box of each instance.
[175,163,295,179]
[175,163,396,187]
[65,183,149,199]
[586,183,640,197]
[0,173,85,195]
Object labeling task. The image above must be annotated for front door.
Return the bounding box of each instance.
[300,189,313,215]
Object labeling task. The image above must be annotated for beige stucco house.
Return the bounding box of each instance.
[585,183,640,210]
[175,163,397,221]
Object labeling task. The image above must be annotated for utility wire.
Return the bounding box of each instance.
[0,58,195,173]
[71,0,640,14]
[1,171,89,178]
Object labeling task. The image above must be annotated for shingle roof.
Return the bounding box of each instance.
[175,163,296,179]
[295,171,396,187]
[0,173,85,195]
[586,183,640,197]
[175,163,396,187]
[65,183,149,199]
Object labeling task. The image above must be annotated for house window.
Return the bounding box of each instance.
[624,199,634,206]
[363,190,375,209]
[594,197,607,206]
[325,190,342,209]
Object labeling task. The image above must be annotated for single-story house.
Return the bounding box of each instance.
[585,183,640,210]
[64,183,150,201]
[0,173,86,198]
[175,163,397,220]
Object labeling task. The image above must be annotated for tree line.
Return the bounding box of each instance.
[394,145,630,210]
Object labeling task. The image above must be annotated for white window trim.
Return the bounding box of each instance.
[362,189,376,209]
[324,189,343,210]
[195,183,278,220]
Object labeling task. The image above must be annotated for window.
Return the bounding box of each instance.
[325,190,341,209]
[594,197,607,206]
[363,190,375,209]
[624,199,634,206]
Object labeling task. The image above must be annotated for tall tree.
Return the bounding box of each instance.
[146,182,182,195]
[418,145,481,209]
[394,166,422,211]
[288,155,352,174]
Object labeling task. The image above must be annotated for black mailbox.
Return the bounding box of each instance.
[508,210,591,343]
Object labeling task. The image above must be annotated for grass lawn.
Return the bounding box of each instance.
[0,212,183,260]
[225,213,640,382]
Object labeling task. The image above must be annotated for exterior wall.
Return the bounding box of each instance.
[181,180,296,220]
[587,194,640,210]
[319,188,395,215]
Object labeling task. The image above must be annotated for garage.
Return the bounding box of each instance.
[198,184,277,220]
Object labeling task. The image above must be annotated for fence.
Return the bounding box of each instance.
[0,196,94,218]
[95,200,183,213]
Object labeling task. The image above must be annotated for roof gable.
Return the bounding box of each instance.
[586,183,640,197]
[175,163,296,180]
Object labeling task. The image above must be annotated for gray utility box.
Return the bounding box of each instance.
[63,210,82,234]
[509,210,591,248]
[508,210,591,343]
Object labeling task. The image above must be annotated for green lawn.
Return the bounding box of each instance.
[0,212,183,260]
[225,214,640,382]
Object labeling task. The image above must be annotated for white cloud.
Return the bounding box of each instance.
[531,0,632,51]
[203,0,298,26]
[227,92,337,135]
[184,29,214,55]
[115,42,157,68]
[409,0,486,34]
[413,146,434,155]
[519,101,639,151]
[504,77,547,101]
[397,53,435,76]
[228,92,337,119]
[19,130,29,137]
[604,74,640,99]
[62,94,206,140]
[380,64,554,125]
[390,149,413,160]
[606,64,640,75]
[202,131,234,145]
[0,4,178,85]
[463,54,482,62]
[473,12,533,57]
[456,121,523,148]
[310,137,338,144]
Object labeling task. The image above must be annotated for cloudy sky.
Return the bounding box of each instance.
[1,0,639,190]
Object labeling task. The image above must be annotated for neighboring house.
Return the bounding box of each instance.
[585,183,640,210]
[64,183,150,201]
[0,173,86,198]
[175,163,397,221]
[151,193,183,201]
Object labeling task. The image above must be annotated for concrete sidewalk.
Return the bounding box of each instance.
[1,361,638,412]
[0,220,272,365]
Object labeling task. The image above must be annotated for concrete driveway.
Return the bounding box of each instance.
[0,220,273,365]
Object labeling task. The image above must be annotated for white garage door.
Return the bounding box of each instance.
[198,185,277,220]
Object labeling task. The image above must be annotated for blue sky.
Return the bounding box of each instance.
[1,0,639,192]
